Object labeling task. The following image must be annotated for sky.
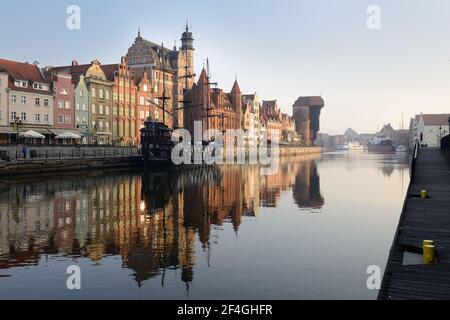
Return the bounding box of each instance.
[1,0,450,134]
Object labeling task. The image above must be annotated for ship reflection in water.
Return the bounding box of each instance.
[0,152,409,299]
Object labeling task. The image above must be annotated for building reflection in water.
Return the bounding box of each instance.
[0,154,323,288]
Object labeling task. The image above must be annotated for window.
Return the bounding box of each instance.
[82,104,87,111]
[15,80,27,88]
[99,121,104,130]
[65,101,70,109]
[99,89,104,99]
[35,114,41,122]
[83,118,87,125]
[44,114,49,122]
[44,99,49,107]
[92,104,96,114]
[11,112,17,120]
[20,112,26,121]
[65,115,71,124]
[106,122,110,131]
[140,96,145,105]
[80,90,83,97]
[21,96,26,104]
[76,103,80,111]
[105,91,109,100]
[11,95,17,103]
[143,84,148,92]
[58,115,64,123]
[92,88,96,98]
[140,111,144,119]
[105,106,110,115]
[35,98,40,107]
[99,105,104,115]
[58,101,64,109]
[76,117,80,124]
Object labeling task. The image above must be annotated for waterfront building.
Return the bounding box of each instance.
[281,113,298,143]
[185,68,242,142]
[261,100,282,143]
[241,93,261,145]
[47,70,75,130]
[135,68,153,141]
[73,75,90,139]
[103,57,139,146]
[52,60,114,144]
[0,69,8,134]
[0,59,54,143]
[293,96,325,145]
[127,25,196,129]
[411,113,450,147]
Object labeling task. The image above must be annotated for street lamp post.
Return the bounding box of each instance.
[13,117,23,145]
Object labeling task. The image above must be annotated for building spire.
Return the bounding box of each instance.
[186,20,189,32]
[138,27,141,38]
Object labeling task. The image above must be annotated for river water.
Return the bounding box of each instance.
[0,151,410,299]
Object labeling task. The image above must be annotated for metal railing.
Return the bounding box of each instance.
[0,145,141,161]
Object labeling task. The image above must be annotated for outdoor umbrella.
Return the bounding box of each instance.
[19,130,45,139]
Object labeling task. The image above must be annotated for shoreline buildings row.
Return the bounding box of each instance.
[0,25,324,146]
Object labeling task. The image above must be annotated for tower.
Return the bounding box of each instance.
[175,22,196,129]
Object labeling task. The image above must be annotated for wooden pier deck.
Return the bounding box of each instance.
[379,148,450,300]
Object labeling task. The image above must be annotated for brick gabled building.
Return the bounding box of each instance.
[126,26,196,129]
[185,68,242,142]
[102,57,140,146]
[261,100,282,142]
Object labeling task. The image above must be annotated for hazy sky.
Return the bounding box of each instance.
[1,0,450,134]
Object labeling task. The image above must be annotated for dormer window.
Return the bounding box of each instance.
[15,80,28,88]
[33,83,49,91]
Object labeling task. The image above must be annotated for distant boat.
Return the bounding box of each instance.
[347,141,364,151]
[396,145,408,153]
[368,137,396,153]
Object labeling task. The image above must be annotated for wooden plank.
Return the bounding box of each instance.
[379,148,450,300]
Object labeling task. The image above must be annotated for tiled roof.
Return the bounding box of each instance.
[101,64,119,82]
[293,96,324,107]
[421,114,450,126]
[0,58,51,94]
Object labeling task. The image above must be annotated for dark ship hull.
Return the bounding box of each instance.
[367,144,396,153]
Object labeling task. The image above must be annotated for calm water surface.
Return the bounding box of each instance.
[0,151,409,299]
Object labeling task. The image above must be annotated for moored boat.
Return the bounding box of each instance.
[367,137,396,153]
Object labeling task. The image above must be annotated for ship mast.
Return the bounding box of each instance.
[157,43,170,126]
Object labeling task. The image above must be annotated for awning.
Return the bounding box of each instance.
[20,130,45,139]
[55,132,82,139]
[49,129,83,136]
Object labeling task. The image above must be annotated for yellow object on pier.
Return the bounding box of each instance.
[421,190,428,199]
[423,240,436,265]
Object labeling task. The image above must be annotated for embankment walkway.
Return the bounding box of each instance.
[379,148,450,299]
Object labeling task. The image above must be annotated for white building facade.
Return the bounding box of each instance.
[413,114,450,147]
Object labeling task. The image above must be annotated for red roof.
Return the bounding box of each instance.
[422,114,450,126]
[0,58,51,94]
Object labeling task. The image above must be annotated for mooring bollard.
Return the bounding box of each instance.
[423,240,436,265]
[421,189,428,199]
